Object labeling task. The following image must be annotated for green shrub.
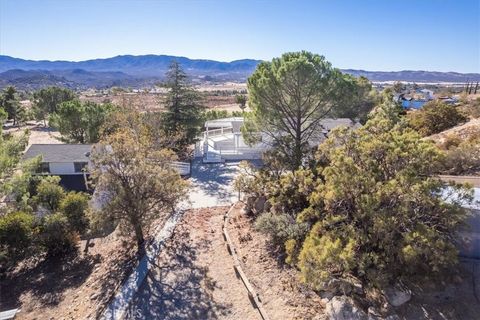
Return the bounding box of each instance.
[0,211,35,257]
[40,213,78,256]
[296,116,470,288]
[59,192,89,235]
[460,97,480,118]
[255,212,308,252]
[408,100,467,136]
[34,176,66,211]
[439,133,462,150]
[442,139,480,175]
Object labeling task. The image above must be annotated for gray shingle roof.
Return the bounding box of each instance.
[23,144,92,163]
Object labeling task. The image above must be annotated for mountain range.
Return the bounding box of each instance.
[1,55,479,90]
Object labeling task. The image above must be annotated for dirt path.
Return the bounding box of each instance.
[125,206,262,320]
[227,204,325,320]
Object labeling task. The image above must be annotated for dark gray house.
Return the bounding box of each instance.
[23,144,92,191]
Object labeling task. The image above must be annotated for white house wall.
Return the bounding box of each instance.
[48,162,77,175]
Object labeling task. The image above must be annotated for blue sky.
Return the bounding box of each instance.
[0,0,479,72]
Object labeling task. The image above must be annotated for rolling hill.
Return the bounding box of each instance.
[0,54,479,90]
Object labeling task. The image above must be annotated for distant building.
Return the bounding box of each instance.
[23,144,92,191]
[417,88,434,100]
[396,92,431,110]
[438,96,458,105]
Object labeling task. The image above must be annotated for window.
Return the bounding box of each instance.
[74,162,88,173]
[38,162,50,173]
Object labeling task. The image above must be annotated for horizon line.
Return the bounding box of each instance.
[1,53,479,75]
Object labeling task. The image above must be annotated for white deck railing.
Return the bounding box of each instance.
[204,127,233,137]
[169,161,191,176]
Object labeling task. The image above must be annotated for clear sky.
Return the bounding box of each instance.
[0,0,479,72]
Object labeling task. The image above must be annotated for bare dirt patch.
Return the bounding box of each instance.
[227,203,325,320]
[0,230,137,320]
[428,118,480,144]
[3,121,62,146]
[80,90,244,112]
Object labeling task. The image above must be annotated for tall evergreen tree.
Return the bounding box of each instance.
[162,61,205,155]
[0,86,25,126]
[33,86,76,125]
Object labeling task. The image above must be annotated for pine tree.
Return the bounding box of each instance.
[162,61,205,155]
[0,86,25,126]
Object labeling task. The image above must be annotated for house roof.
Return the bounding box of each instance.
[23,144,92,163]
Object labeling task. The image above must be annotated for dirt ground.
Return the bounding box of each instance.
[428,118,480,144]
[125,205,321,320]
[3,121,62,146]
[227,203,325,320]
[0,229,137,320]
[396,259,480,319]
[80,91,244,112]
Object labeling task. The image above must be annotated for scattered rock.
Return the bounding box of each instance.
[325,295,368,320]
[321,278,355,296]
[384,284,412,307]
[320,291,335,301]
[352,282,364,295]
[245,195,256,213]
[253,196,266,214]
[89,292,100,300]
[367,306,381,320]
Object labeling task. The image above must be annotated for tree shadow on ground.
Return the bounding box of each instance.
[0,250,100,309]
[190,161,238,199]
[90,238,138,318]
[393,260,480,320]
[125,230,230,320]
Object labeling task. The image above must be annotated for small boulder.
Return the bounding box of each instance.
[322,278,354,296]
[367,306,381,320]
[253,196,266,214]
[244,195,256,213]
[384,284,412,307]
[325,295,368,320]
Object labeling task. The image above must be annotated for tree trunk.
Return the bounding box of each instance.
[294,110,303,169]
[133,222,145,257]
[84,238,91,254]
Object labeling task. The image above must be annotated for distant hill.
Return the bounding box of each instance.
[0,55,260,78]
[0,69,155,90]
[0,54,479,89]
[343,69,480,83]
